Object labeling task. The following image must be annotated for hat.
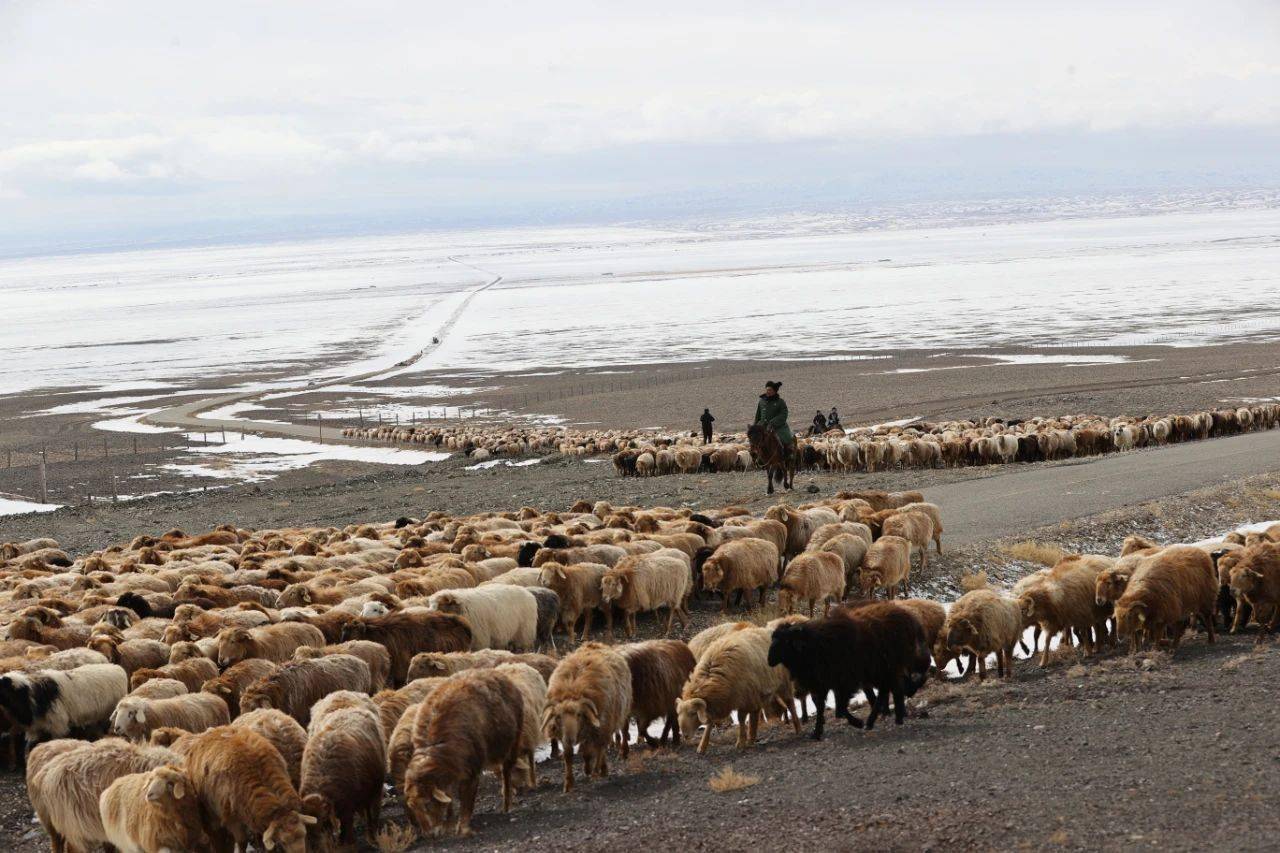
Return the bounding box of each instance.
[764,381,782,391]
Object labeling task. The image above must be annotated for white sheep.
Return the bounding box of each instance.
[428,585,539,651]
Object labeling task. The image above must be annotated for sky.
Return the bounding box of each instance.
[2,0,1279,252]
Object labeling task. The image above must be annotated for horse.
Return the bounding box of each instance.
[747,423,797,495]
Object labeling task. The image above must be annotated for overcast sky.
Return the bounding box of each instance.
[2,0,1278,251]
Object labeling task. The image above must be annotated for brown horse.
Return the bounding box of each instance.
[747,423,797,495]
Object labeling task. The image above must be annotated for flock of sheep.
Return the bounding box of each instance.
[340,403,1280,476]
[0,486,1276,851]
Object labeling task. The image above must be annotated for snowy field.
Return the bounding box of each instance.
[3,205,1279,398]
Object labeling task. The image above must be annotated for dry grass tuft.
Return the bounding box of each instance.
[708,765,760,792]
[742,602,784,626]
[1003,540,1067,567]
[375,823,418,853]
[959,570,990,592]
[1260,489,1280,502]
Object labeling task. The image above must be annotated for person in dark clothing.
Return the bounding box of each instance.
[811,410,828,436]
[700,408,715,444]
[828,407,841,429]
[754,381,794,447]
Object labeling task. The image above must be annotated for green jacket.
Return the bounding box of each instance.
[754,394,794,446]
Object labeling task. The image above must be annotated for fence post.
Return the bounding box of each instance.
[39,449,47,504]
[318,414,322,440]
[74,442,79,461]
[103,436,109,459]
[133,436,138,456]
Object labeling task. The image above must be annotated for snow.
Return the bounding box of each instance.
[0,498,62,516]
[465,458,542,470]
[164,432,449,483]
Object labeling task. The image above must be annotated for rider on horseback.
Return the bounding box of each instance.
[755,381,795,449]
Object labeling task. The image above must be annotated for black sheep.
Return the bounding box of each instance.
[767,603,930,739]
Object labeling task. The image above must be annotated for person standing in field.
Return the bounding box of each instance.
[700,408,715,444]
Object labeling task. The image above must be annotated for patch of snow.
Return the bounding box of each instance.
[0,498,62,516]
[465,458,542,471]
[166,432,449,484]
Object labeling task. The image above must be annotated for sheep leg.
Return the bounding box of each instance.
[935,534,943,554]
[891,683,907,725]
[860,687,880,730]
[561,742,575,792]
[1232,599,1252,634]
[747,710,760,745]
[526,749,537,788]
[365,799,382,842]
[604,607,614,642]
[811,692,827,740]
[1203,607,1217,643]
[697,723,712,753]
[976,655,987,681]
[663,604,676,637]
[500,757,517,813]
[456,776,480,836]
[735,712,748,748]
[1039,630,1052,668]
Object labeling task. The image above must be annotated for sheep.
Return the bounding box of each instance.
[373,677,448,740]
[215,622,327,667]
[183,725,316,853]
[940,588,1024,680]
[619,639,695,747]
[1017,555,1114,665]
[109,692,229,741]
[677,627,799,754]
[715,518,788,559]
[239,654,372,726]
[894,598,948,652]
[300,706,386,846]
[537,561,611,642]
[816,533,869,589]
[0,663,127,746]
[84,634,170,677]
[601,549,691,638]
[1228,542,1280,641]
[528,586,561,652]
[860,535,912,599]
[807,521,873,552]
[896,501,944,553]
[542,641,632,792]
[129,656,219,693]
[127,677,188,701]
[881,510,934,574]
[200,658,278,718]
[429,585,538,651]
[701,538,779,613]
[687,621,751,661]
[768,602,931,738]
[493,661,549,787]
[27,737,181,853]
[404,668,526,836]
[1114,545,1217,653]
[99,764,212,853]
[339,608,472,684]
[765,505,840,559]
[231,707,309,789]
[779,551,846,616]
[407,649,513,681]
[388,700,427,790]
[292,639,392,692]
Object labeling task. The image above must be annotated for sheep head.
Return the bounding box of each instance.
[946,617,977,648]
[216,628,253,668]
[430,593,462,615]
[676,697,708,739]
[600,573,626,603]
[1095,571,1129,606]
[262,811,315,853]
[277,584,313,608]
[110,698,147,739]
[403,753,454,834]
[300,793,338,846]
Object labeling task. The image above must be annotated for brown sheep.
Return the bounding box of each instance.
[601,550,690,637]
[1228,542,1280,641]
[231,707,309,789]
[239,654,372,726]
[130,657,219,693]
[301,706,386,846]
[701,538,778,613]
[542,642,632,792]
[183,726,316,853]
[779,551,846,616]
[816,532,869,590]
[100,764,212,853]
[860,535,911,599]
[537,561,611,642]
[201,658,278,718]
[215,622,327,668]
[881,510,934,574]
[339,608,472,685]
[405,668,525,836]
[897,501,944,553]
[619,639,696,747]
[376,677,448,749]
[764,505,840,559]
[941,588,1023,680]
[1114,545,1216,653]
[292,639,392,692]
[84,634,169,677]
[1018,554,1114,665]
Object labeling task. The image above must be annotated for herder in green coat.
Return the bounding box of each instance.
[754,380,795,447]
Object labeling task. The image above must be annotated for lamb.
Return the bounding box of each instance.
[537,561,611,642]
[129,657,218,693]
[300,706,386,846]
[99,764,212,853]
[183,725,316,853]
[677,627,799,754]
[701,538,779,613]
[231,707,309,789]
[109,692,229,741]
[602,549,691,636]
[881,510,934,574]
[239,654,372,726]
[768,602,931,738]
[404,668,525,835]
[215,621,327,667]
[939,588,1024,680]
[493,661,549,787]
[1228,542,1280,641]
[542,642,632,792]
[778,551,846,616]
[619,639,695,747]
[27,737,181,853]
[0,663,127,746]
[860,535,912,599]
[429,585,538,651]
[339,608,472,684]
[1114,546,1217,653]
[201,658,278,718]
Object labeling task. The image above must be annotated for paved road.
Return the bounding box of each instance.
[146,260,501,439]
[932,426,1280,546]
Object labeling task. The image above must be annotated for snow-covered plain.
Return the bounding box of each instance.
[5,206,1279,397]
